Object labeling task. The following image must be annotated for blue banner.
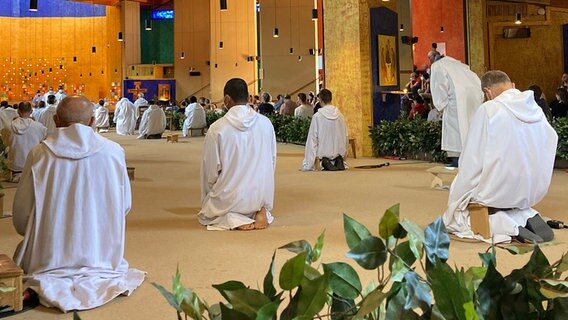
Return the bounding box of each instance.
[0,0,105,18]
[123,80,177,103]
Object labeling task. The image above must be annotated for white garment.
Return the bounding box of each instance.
[138,105,166,138]
[430,56,484,153]
[0,108,19,130]
[294,104,314,118]
[199,105,276,230]
[113,98,136,135]
[443,89,558,243]
[12,124,145,312]
[32,107,45,121]
[42,90,55,103]
[38,105,57,136]
[427,108,442,121]
[302,105,348,171]
[2,118,46,172]
[133,97,148,119]
[182,103,207,136]
[94,105,110,129]
[55,90,66,104]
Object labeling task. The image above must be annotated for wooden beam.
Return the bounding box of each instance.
[550,0,568,9]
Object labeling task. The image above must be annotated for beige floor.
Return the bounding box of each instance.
[1,131,567,319]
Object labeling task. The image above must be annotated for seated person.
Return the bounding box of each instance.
[550,87,568,119]
[12,95,145,312]
[528,85,552,121]
[182,96,207,137]
[301,89,348,171]
[294,93,314,118]
[94,99,110,132]
[408,95,429,120]
[258,92,275,115]
[133,92,148,120]
[199,78,276,231]
[443,70,557,243]
[2,102,47,182]
[138,102,166,139]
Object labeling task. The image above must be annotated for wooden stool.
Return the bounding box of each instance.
[348,138,357,159]
[426,166,458,189]
[314,158,321,171]
[189,128,206,137]
[0,254,23,312]
[166,134,179,143]
[468,203,491,239]
[126,167,135,180]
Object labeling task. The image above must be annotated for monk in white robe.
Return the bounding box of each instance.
[182,98,207,137]
[443,71,557,243]
[12,95,145,312]
[302,89,348,171]
[429,52,484,165]
[0,105,19,130]
[94,100,110,132]
[199,78,276,231]
[138,104,166,139]
[133,93,148,120]
[38,95,58,136]
[2,102,46,181]
[113,98,136,135]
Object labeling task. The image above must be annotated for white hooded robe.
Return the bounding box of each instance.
[182,102,207,136]
[3,117,47,172]
[199,105,276,230]
[443,89,558,243]
[94,105,110,129]
[113,98,136,135]
[12,124,145,312]
[38,104,58,136]
[133,97,149,119]
[138,105,166,138]
[0,107,19,130]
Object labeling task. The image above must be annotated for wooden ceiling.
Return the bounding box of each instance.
[68,0,172,8]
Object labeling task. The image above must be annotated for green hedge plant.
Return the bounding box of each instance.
[552,117,568,161]
[153,204,568,319]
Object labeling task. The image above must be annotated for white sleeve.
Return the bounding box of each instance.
[13,150,36,236]
[302,118,318,171]
[430,65,450,112]
[201,131,222,201]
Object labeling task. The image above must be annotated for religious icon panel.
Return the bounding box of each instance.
[378,35,398,87]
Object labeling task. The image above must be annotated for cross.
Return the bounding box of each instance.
[127,81,148,101]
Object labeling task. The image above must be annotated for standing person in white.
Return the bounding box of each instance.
[182,96,207,137]
[138,103,166,139]
[12,96,145,312]
[301,89,348,171]
[113,97,136,135]
[443,71,557,244]
[1,102,47,182]
[38,94,58,136]
[133,92,148,120]
[429,52,484,166]
[94,99,110,133]
[199,78,277,231]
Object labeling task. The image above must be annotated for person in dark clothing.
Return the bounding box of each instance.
[528,85,551,121]
[257,92,275,115]
[550,87,568,119]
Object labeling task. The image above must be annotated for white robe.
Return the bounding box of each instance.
[38,104,58,136]
[12,124,145,312]
[199,105,276,230]
[0,108,19,130]
[55,90,66,104]
[302,105,348,171]
[42,90,56,103]
[133,97,148,119]
[138,105,166,138]
[2,118,47,172]
[94,105,110,129]
[430,56,484,154]
[443,89,558,243]
[182,103,207,136]
[32,107,45,121]
[113,98,136,135]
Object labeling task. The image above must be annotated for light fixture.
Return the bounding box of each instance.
[220,0,227,11]
[400,24,404,32]
[289,48,294,54]
[219,41,224,49]
[117,32,123,41]
[180,51,185,59]
[145,19,152,31]
[312,9,318,21]
[73,56,77,63]
[29,0,38,11]
[440,26,444,33]
[515,13,522,24]
[298,55,302,61]
[92,46,96,54]
[273,28,279,38]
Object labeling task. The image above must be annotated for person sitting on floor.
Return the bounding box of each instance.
[301,89,348,171]
[138,101,166,139]
[442,70,557,244]
[12,95,145,312]
[94,99,110,133]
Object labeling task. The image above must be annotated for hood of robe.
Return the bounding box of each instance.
[318,105,341,120]
[43,124,105,160]
[225,105,258,131]
[10,117,33,135]
[495,89,544,123]
[149,104,160,111]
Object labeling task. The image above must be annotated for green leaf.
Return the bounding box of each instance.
[556,252,568,274]
[303,264,322,280]
[476,261,505,318]
[390,257,409,282]
[207,303,222,320]
[330,294,356,320]
[279,252,307,290]
[385,286,419,320]
[343,213,372,250]
[427,258,470,320]
[323,262,362,300]
[404,271,432,312]
[462,301,479,320]
[256,300,282,320]
[379,204,401,240]
[540,286,568,299]
[353,289,387,319]
[212,280,248,302]
[548,297,568,318]
[225,288,271,318]
[392,241,417,268]
[346,236,388,270]
[73,312,82,320]
[263,251,277,299]
[220,302,250,320]
[400,219,425,259]
[280,287,302,320]
[311,230,325,263]
[424,217,450,263]
[499,244,537,255]
[151,282,182,312]
[180,288,206,320]
[279,240,313,257]
[297,274,329,318]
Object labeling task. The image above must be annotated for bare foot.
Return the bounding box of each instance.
[253,208,269,230]
[235,223,255,231]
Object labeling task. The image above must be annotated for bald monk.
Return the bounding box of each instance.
[199,78,276,230]
[12,95,145,312]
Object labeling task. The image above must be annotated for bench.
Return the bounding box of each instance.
[426,166,458,189]
[189,128,206,137]
[0,254,23,312]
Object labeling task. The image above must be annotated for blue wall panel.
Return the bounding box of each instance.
[0,0,105,18]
